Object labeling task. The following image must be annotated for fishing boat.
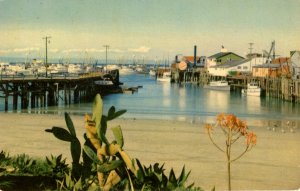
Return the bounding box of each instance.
[242,82,261,96]
[203,80,230,91]
[157,71,171,82]
[94,77,114,86]
[119,65,135,75]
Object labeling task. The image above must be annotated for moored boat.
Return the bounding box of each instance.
[119,66,135,75]
[203,80,230,91]
[157,71,171,82]
[94,78,114,86]
[242,82,261,96]
[149,68,156,76]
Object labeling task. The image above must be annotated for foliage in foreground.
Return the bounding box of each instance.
[0,150,68,190]
[205,113,257,191]
[0,151,58,176]
[45,94,201,191]
[0,94,260,191]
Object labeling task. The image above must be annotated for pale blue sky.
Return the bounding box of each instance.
[0,0,299,61]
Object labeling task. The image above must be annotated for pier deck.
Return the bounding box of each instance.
[0,72,120,111]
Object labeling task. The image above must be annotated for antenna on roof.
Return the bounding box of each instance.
[249,43,254,69]
[249,43,254,54]
[221,45,227,53]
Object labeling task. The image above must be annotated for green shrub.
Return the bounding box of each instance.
[46,94,199,190]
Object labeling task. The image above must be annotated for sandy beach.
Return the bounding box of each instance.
[0,113,299,190]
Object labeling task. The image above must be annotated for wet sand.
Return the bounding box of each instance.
[0,113,299,190]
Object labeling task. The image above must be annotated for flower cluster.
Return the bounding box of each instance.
[217,113,247,134]
[246,131,257,146]
[206,113,257,146]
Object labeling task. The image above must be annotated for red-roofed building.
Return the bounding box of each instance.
[182,56,205,68]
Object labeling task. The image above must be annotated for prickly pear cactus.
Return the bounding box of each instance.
[45,112,82,178]
[83,94,137,190]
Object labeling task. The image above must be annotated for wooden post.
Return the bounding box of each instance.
[21,84,25,109]
[13,85,18,110]
[31,92,35,108]
[43,86,47,107]
[24,84,29,109]
[68,84,71,105]
[4,94,8,111]
[64,83,67,105]
[74,89,79,103]
[47,84,55,106]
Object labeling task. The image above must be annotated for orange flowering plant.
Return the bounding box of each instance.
[205,113,257,191]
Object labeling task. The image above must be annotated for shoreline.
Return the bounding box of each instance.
[0,113,299,190]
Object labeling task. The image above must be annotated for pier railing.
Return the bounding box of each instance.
[0,72,104,81]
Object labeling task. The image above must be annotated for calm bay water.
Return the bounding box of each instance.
[1,74,300,126]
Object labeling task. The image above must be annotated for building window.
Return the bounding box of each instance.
[237,66,241,69]
[243,66,248,69]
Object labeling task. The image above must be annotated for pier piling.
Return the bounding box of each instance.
[0,72,121,111]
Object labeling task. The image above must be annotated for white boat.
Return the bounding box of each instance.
[105,64,120,71]
[94,78,114,86]
[0,62,10,71]
[204,80,230,91]
[49,64,68,74]
[68,64,84,74]
[119,66,135,75]
[149,69,156,76]
[157,71,171,82]
[242,82,261,96]
[37,66,47,74]
[135,65,148,74]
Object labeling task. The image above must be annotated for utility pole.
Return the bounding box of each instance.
[249,43,254,55]
[249,42,254,71]
[43,36,51,77]
[103,45,109,67]
[272,41,276,60]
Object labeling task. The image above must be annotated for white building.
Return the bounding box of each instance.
[290,51,300,79]
[207,56,265,77]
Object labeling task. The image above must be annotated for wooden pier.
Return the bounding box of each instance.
[0,71,121,111]
[171,69,300,103]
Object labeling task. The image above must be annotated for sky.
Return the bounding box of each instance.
[0,0,299,62]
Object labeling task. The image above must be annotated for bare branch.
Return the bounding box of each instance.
[230,145,250,163]
[208,130,225,153]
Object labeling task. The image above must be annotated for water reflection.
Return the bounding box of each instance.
[242,95,261,113]
[3,74,300,126]
[161,83,171,107]
[177,85,186,109]
[204,90,231,111]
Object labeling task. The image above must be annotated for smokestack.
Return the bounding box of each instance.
[194,45,197,67]
[175,55,178,63]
